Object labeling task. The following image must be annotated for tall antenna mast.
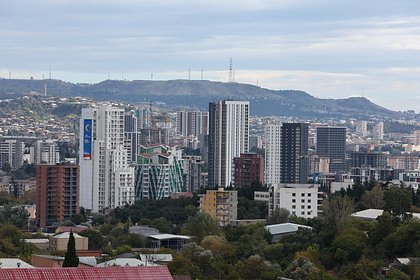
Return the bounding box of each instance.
[201,69,203,80]
[188,68,191,80]
[49,66,51,80]
[228,57,233,82]
[8,70,11,79]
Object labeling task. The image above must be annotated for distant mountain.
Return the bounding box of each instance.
[0,78,399,119]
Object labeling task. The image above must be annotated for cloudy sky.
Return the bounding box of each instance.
[1,0,420,111]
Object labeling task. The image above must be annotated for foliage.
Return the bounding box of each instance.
[321,194,355,233]
[267,207,290,225]
[360,185,385,209]
[384,186,412,216]
[79,229,105,250]
[62,231,79,267]
[0,205,29,229]
[181,212,222,243]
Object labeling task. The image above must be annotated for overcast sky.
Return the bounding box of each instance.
[1,0,420,111]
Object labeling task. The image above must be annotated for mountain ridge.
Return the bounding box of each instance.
[0,78,398,119]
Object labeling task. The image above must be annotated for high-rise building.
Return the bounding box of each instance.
[265,125,282,185]
[355,121,368,137]
[34,139,60,165]
[0,137,25,171]
[79,105,135,213]
[135,145,184,199]
[281,123,309,184]
[135,108,152,130]
[415,130,420,146]
[233,153,264,188]
[316,127,347,173]
[372,122,384,141]
[176,111,209,137]
[208,100,249,188]
[265,123,309,185]
[199,188,238,226]
[182,155,205,193]
[124,112,140,163]
[36,163,79,227]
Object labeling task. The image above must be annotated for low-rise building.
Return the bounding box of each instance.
[50,232,88,251]
[269,184,322,219]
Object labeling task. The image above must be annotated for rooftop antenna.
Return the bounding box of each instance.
[228,57,233,82]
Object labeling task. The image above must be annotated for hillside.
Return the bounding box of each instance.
[0,78,399,118]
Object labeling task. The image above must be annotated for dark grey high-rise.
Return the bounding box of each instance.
[280,123,309,184]
[316,127,347,173]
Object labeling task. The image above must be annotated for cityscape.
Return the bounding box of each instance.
[1,0,420,279]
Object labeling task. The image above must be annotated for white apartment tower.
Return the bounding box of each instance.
[373,121,384,141]
[208,100,249,188]
[265,124,282,185]
[79,106,135,213]
[356,120,368,137]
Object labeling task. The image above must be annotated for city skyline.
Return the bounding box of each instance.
[1,0,420,111]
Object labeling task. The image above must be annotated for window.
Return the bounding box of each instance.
[308,193,311,197]
[301,199,305,203]
[292,193,296,197]
[301,211,305,215]
[301,205,305,209]
[292,205,296,209]
[292,199,296,203]
[308,199,311,203]
[301,193,305,196]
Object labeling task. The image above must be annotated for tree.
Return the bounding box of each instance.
[79,229,105,250]
[360,185,385,209]
[321,195,355,232]
[267,208,290,225]
[62,231,79,267]
[181,212,222,243]
[1,162,11,173]
[384,186,412,216]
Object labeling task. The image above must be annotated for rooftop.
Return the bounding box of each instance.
[0,266,173,280]
[265,223,313,235]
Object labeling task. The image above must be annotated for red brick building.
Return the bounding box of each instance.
[36,163,79,228]
[233,153,264,188]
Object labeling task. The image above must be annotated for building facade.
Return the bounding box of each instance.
[199,188,238,226]
[233,153,264,188]
[316,127,347,173]
[36,163,79,227]
[135,145,184,199]
[208,100,249,188]
[182,155,205,193]
[265,123,309,185]
[176,110,209,137]
[268,183,321,219]
[79,105,135,213]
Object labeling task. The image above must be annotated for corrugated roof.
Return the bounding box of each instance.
[0,259,34,269]
[32,255,97,267]
[351,209,384,220]
[265,223,313,235]
[140,254,173,263]
[149,234,190,240]
[97,258,159,267]
[0,266,173,280]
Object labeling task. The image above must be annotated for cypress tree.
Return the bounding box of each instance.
[62,230,79,267]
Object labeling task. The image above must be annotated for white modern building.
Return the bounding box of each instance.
[35,139,60,165]
[265,124,282,186]
[79,105,135,213]
[372,121,384,141]
[208,100,249,188]
[176,110,209,137]
[269,183,322,219]
[355,120,368,137]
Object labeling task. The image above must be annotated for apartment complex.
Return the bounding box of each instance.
[36,163,79,227]
[208,100,249,188]
[316,127,347,173]
[199,188,238,226]
[176,110,209,137]
[79,105,135,213]
[233,153,264,188]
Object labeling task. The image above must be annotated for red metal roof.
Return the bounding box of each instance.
[0,266,174,280]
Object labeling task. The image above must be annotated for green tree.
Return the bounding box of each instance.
[181,212,222,243]
[322,195,355,232]
[267,208,290,224]
[1,162,11,173]
[384,187,412,216]
[62,231,79,267]
[79,229,105,250]
[360,185,385,209]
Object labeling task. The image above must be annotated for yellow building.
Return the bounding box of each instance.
[199,188,237,226]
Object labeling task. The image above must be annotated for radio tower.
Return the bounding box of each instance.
[228,57,233,82]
